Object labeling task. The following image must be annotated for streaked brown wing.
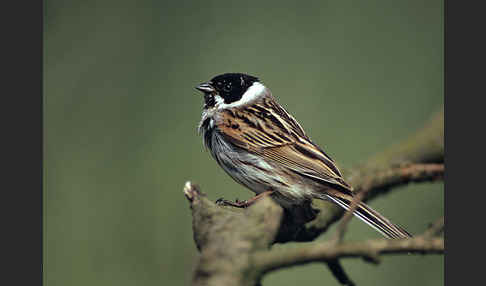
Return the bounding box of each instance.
[217,98,352,193]
[261,142,351,192]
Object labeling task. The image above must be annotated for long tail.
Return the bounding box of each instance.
[324,194,412,239]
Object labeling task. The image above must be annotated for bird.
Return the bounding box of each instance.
[195,73,411,239]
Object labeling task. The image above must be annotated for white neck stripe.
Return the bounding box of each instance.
[215,82,266,109]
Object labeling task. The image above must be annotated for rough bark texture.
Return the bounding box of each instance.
[184,109,444,286]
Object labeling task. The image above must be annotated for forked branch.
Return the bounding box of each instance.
[184,109,444,286]
[254,232,444,275]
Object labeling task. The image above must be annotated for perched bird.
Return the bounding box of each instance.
[195,73,411,239]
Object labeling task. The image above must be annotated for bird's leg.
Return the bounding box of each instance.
[242,190,275,206]
[215,190,274,208]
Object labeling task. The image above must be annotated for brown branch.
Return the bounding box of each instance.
[254,235,444,275]
[287,162,444,242]
[295,109,444,242]
[333,188,367,243]
[326,259,356,286]
[184,109,444,286]
[356,163,444,202]
[332,163,444,242]
[184,182,283,286]
[423,217,445,238]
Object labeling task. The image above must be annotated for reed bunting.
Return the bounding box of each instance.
[195,73,411,239]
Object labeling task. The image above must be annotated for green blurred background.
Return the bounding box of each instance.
[44,0,443,285]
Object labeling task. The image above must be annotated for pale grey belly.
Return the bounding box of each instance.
[207,129,317,206]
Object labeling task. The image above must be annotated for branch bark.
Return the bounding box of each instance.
[184,183,283,286]
[184,109,444,286]
[293,109,444,242]
[333,163,443,242]
[253,235,444,275]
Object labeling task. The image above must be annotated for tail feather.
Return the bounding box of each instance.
[324,194,412,239]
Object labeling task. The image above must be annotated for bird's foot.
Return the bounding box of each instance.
[215,190,274,208]
[215,198,250,208]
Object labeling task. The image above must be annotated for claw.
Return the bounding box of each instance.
[214,198,248,208]
[214,191,274,208]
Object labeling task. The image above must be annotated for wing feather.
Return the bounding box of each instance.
[216,97,352,193]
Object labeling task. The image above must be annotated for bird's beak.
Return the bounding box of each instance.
[195,82,215,93]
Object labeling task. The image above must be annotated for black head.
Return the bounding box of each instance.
[196,73,260,107]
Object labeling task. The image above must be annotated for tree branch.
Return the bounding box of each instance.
[333,163,444,242]
[423,217,445,238]
[355,163,444,202]
[254,235,444,275]
[326,259,356,286]
[292,109,444,242]
[184,109,444,286]
[184,182,283,286]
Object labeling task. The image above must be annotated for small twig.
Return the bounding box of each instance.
[332,190,366,243]
[326,259,356,286]
[183,181,202,202]
[422,217,444,238]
